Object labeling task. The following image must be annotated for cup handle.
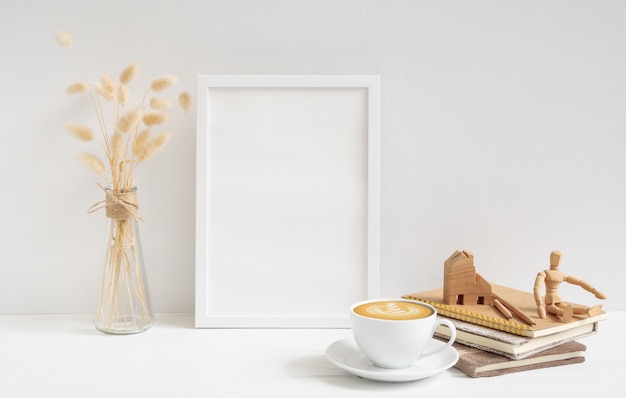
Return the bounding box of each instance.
[423,318,456,357]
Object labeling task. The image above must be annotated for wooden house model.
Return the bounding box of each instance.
[443,250,493,306]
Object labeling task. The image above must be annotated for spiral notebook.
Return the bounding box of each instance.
[403,284,606,338]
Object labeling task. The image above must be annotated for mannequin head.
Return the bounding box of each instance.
[550,251,562,270]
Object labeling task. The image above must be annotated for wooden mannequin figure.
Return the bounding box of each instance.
[533,251,606,322]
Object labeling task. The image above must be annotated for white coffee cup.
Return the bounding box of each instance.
[350,298,456,369]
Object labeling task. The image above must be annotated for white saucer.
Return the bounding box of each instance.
[325,337,459,383]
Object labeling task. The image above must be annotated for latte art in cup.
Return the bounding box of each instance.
[353,300,434,320]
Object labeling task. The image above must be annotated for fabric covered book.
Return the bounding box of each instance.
[403,284,606,337]
[434,316,597,359]
[453,340,586,377]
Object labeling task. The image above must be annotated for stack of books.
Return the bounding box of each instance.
[403,284,606,377]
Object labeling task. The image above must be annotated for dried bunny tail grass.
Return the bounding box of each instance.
[93,84,115,101]
[100,74,116,93]
[66,82,89,94]
[149,97,172,110]
[132,129,151,157]
[150,75,178,91]
[111,133,124,159]
[179,91,192,111]
[118,84,129,105]
[78,152,106,175]
[56,30,74,47]
[65,122,94,142]
[138,131,171,162]
[142,111,168,126]
[117,108,143,133]
[119,63,139,84]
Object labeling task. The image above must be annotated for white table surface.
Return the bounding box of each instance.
[1,312,623,397]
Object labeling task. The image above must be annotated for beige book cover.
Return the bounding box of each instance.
[434,316,597,359]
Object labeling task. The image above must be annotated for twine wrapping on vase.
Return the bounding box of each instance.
[88,183,142,221]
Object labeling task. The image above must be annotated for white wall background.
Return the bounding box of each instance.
[1,0,624,315]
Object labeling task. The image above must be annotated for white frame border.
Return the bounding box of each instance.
[195,75,380,328]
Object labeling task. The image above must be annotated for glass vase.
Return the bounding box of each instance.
[94,186,154,334]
